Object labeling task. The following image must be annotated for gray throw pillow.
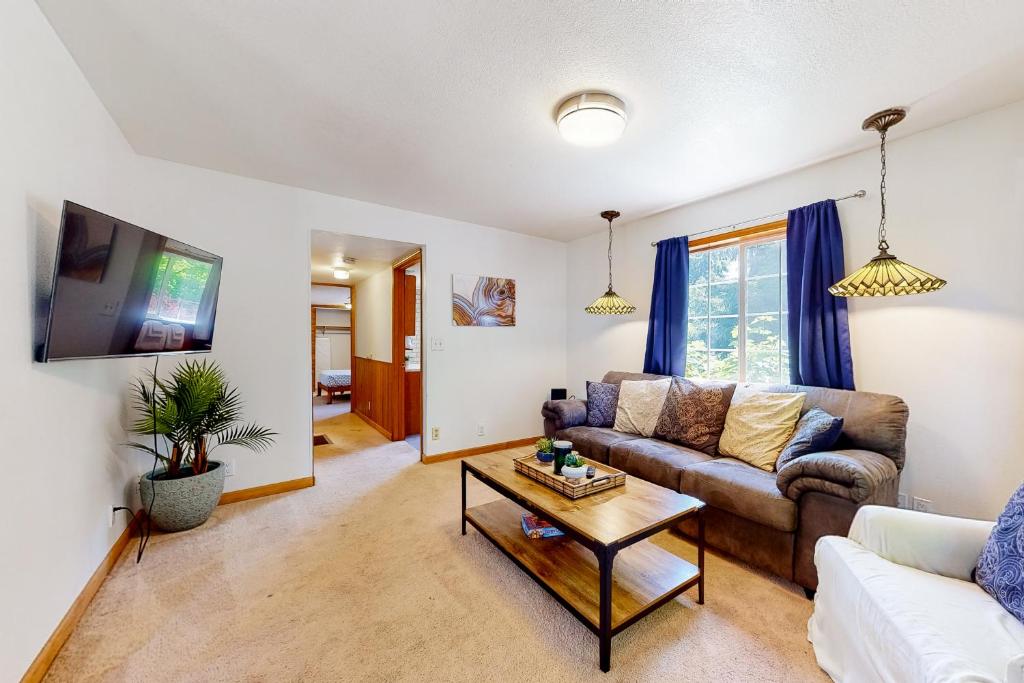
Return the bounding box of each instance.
[653,377,734,455]
[586,381,619,428]
[776,408,844,471]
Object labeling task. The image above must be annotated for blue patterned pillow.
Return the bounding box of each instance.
[976,482,1024,622]
[586,381,619,428]
[775,408,844,471]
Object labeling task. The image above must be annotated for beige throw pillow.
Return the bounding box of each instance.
[718,387,806,471]
[614,378,671,437]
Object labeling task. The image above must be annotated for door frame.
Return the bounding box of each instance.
[390,250,422,451]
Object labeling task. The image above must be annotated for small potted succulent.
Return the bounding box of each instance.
[561,452,587,480]
[535,437,555,463]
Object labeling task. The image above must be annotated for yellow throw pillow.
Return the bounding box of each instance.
[718,387,806,471]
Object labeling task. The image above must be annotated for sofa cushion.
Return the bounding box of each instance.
[719,387,805,471]
[585,381,619,428]
[608,438,712,492]
[682,458,797,532]
[976,481,1024,623]
[654,377,735,455]
[554,426,641,465]
[614,378,671,437]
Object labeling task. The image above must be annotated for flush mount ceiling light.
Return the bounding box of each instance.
[829,107,946,297]
[333,268,350,280]
[585,211,637,315]
[556,93,627,147]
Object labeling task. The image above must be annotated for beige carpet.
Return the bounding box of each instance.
[46,412,827,681]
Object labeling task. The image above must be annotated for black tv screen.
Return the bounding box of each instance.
[41,201,223,361]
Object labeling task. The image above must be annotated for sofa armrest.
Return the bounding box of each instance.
[848,505,994,581]
[776,449,898,504]
[541,399,587,437]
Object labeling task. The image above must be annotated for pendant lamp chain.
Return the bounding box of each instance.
[877,128,888,250]
[606,212,614,291]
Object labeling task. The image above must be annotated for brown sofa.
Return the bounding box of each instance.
[541,371,908,594]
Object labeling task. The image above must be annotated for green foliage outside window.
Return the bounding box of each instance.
[147,252,213,323]
[686,240,789,384]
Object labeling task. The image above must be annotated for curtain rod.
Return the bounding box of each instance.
[650,190,867,247]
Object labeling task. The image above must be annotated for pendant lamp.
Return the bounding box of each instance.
[585,211,637,315]
[829,108,946,297]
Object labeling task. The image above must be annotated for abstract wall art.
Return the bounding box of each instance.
[452,274,516,327]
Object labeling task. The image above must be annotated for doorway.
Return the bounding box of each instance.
[309,230,424,460]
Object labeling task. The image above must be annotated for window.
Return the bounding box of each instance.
[146,251,214,324]
[686,232,789,383]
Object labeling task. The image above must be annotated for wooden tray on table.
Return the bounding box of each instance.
[513,453,626,499]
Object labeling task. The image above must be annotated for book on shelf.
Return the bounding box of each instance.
[521,512,565,539]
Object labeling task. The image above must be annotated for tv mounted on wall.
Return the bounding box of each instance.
[40,201,223,362]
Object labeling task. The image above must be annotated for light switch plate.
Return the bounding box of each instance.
[430,337,445,351]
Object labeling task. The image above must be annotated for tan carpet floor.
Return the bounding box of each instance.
[46,412,827,681]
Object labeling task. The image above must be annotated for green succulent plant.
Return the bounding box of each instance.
[535,437,554,453]
[564,452,585,468]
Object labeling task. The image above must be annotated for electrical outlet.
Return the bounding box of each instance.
[431,427,440,440]
[476,424,485,437]
[897,493,908,509]
[225,460,236,477]
[912,496,933,513]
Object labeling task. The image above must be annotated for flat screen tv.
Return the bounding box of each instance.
[41,201,223,361]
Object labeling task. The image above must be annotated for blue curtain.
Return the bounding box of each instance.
[643,236,689,376]
[786,199,855,389]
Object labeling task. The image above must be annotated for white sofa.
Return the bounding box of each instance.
[811,505,1024,683]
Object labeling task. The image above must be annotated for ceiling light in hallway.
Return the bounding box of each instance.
[556,93,627,147]
[333,268,350,280]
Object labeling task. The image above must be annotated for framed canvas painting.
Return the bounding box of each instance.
[452,274,515,327]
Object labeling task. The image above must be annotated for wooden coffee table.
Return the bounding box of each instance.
[461,452,705,672]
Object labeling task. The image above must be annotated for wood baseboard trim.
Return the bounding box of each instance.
[218,475,315,505]
[352,408,393,440]
[20,512,144,683]
[422,436,540,464]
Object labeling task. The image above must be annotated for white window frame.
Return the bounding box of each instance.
[687,231,789,383]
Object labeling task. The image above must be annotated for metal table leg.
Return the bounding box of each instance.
[597,546,617,672]
[461,461,467,536]
[698,506,705,605]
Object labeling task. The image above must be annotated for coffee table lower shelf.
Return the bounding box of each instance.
[465,498,700,637]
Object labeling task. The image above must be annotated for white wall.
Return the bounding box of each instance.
[567,100,1024,521]
[1,2,566,678]
[354,267,393,361]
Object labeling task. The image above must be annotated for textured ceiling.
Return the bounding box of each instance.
[38,1,1024,241]
[310,231,419,285]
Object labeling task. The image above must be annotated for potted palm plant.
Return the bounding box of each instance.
[128,359,276,532]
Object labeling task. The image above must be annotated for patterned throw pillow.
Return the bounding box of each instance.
[718,387,806,471]
[654,377,735,455]
[775,408,844,471]
[613,378,672,437]
[586,381,619,428]
[976,482,1024,623]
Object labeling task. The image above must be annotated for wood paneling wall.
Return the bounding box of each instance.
[353,356,393,438]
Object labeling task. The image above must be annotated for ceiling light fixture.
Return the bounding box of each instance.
[556,92,627,147]
[333,268,350,280]
[829,108,946,297]
[585,211,636,315]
